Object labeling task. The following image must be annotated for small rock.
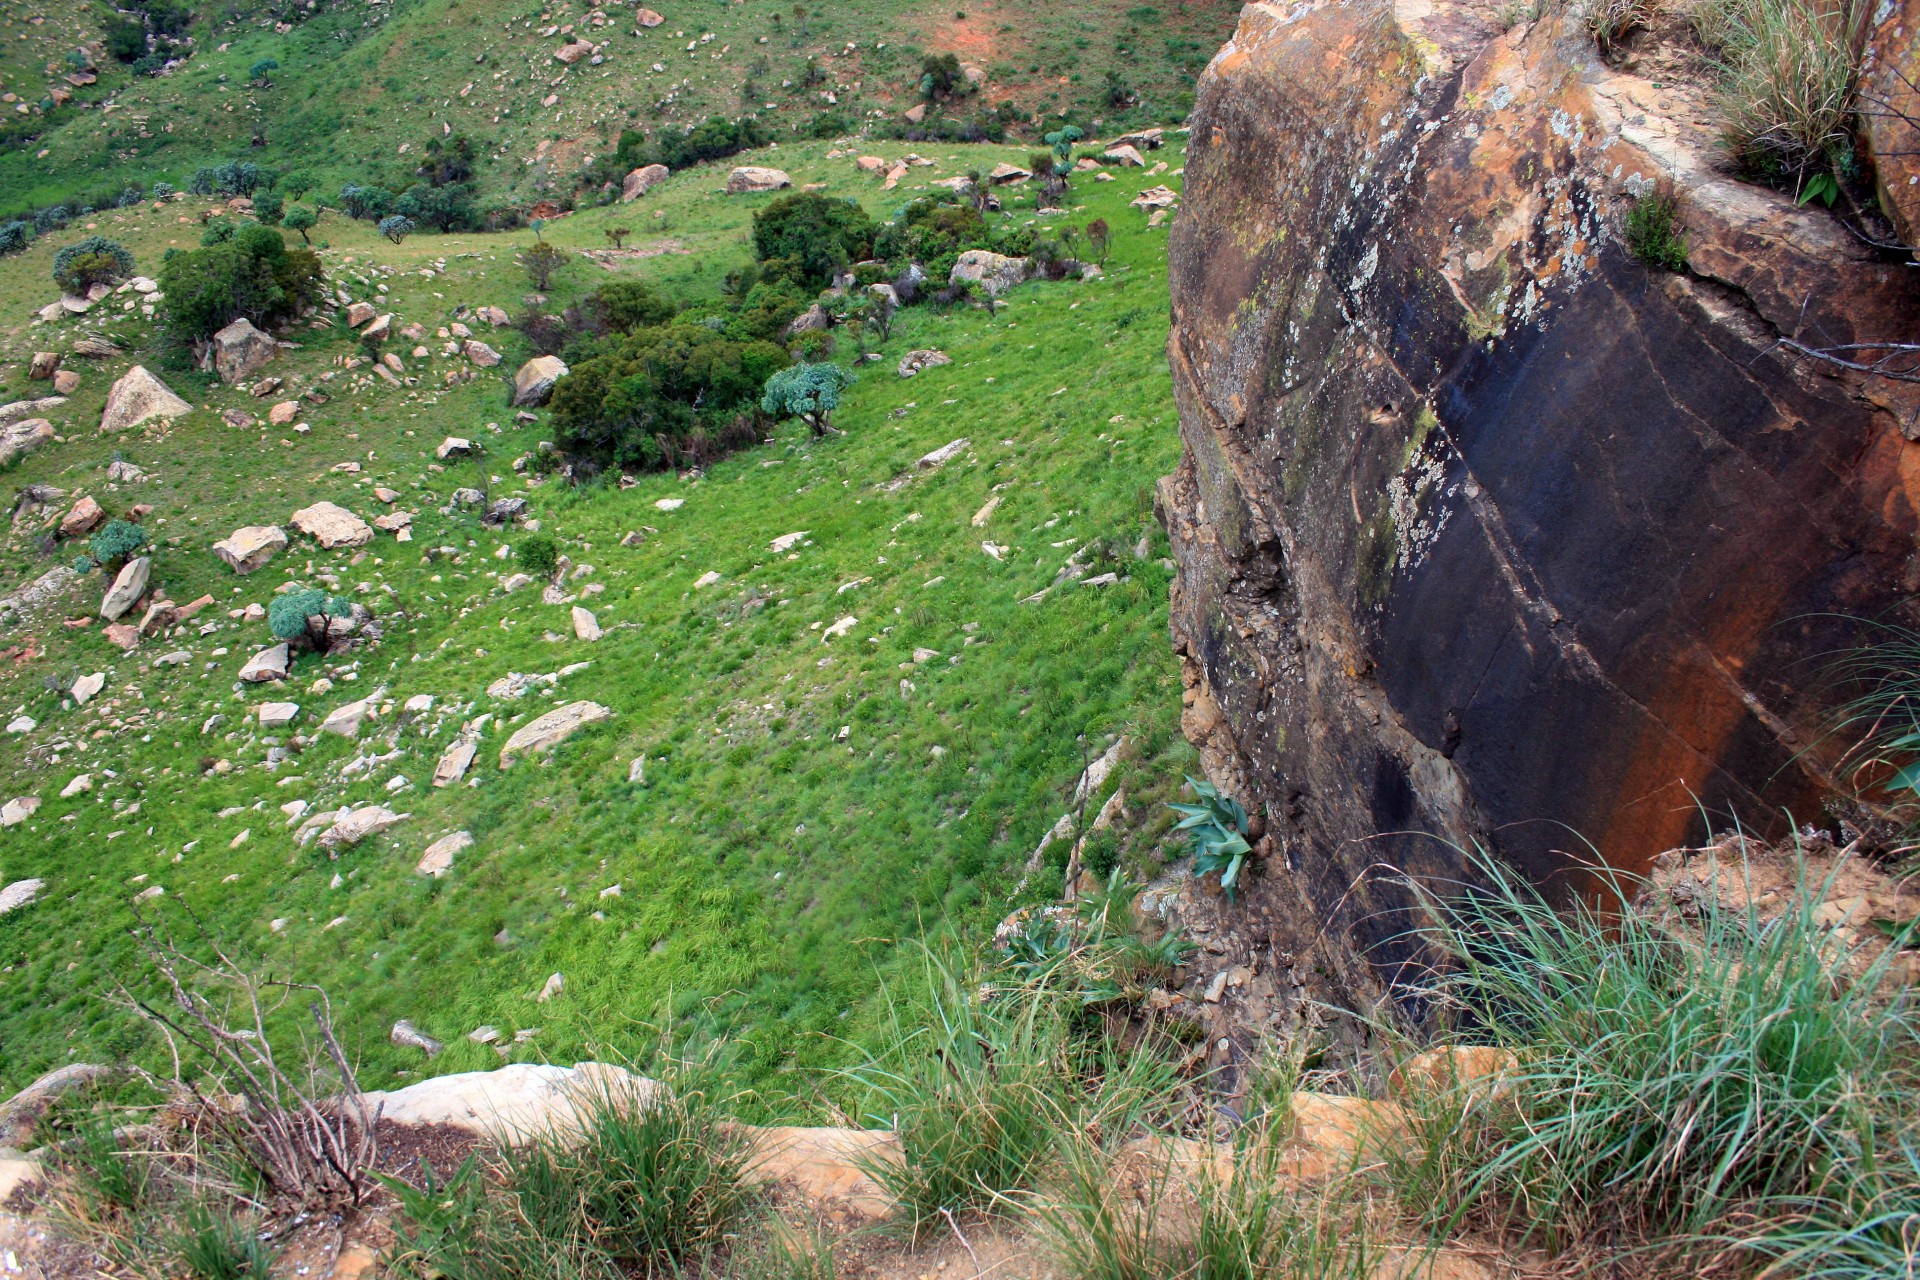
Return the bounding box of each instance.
[416,830,473,877]
[390,1020,443,1056]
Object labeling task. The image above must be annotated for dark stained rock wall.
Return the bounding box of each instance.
[1159,0,1920,1015]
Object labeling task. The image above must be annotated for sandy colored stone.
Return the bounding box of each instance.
[500,701,612,766]
[100,365,192,432]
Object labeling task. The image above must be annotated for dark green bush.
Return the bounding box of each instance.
[591,280,675,335]
[105,16,148,62]
[52,236,134,294]
[0,222,30,255]
[159,225,324,346]
[751,193,874,288]
[251,189,283,225]
[515,534,559,580]
[1624,188,1688,271]
[268,588,350,649]
[88,519,148,567]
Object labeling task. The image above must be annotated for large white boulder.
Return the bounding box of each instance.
[951,250,1030,295]
[99,556,151,620]
[212,525,288,574]
[101,366,192,432]
[355,1062,663,1146]
[500,701,611,766]
[290,502,373,549]
[209,318,279,383]
[512,356,569,407]
[622,163,669,200]
[726,166,791,194]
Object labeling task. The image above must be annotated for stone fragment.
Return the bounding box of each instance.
[209,318,278,383]
[622,163,669,200]
[212,525,288,574]
[71,672,105,705]
[100,366,192,432]
[1103,143,1146,167]
[0,878,44,914]
[433,739,478,787]
[258,701,300,728]
[321,695,376,737]
[436,436,474,460]
[916,438,969,470]
[464,340,502,368]
[897,349,950,378]
[268,401,299,425]
[512,355,569,406]
[416,830,473,877]
[987,162,1030,184]
[239,643,290,683]
[950,251,1028,295]
[500,701,612,766]
[726,166,792,193]
[29,352,60,380]
[1,798,40,828]
[99,556,150,620]
[571,606,601,641]
[390,1020,443,1056]
[345,301,376,327]
[59,496,104,539]
[290,502,373,549]
[318,805,407,850]
[53,370,80,395]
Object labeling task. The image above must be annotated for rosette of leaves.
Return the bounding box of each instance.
[1169,775,1252,898]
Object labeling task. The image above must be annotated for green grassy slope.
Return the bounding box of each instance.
[0,139,1193,1099]
[0,0,1232,215]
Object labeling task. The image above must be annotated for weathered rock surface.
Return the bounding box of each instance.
[416,830,473,877]
[1158,0,1920,1027]
[317,805,407,850]
[500,701,611,766]
[356,1062,664,1145]
[98,556,149,620]
[0,878,42,914]
[239,643,289,683]
[290,502,373,549]
[512,355,569,406]
[726,166,791,193]
[0,418,55,467]
[950,250,1028,295]
[212,525,287,574]
[621,163,670,200]
[209,318,278,383]
[897,349,951,378]
[100,366,191,432]
[1863,0,1920,243]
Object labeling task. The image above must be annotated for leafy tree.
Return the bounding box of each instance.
[1086,217,1111,265]
[249,57,278,84]
[378,214,415,245]
[268,588,351,651]
[591,280,674,335]
[550,323,785,468]
[337,183,394,220]
[105,16,148,62]
[515,533,559,580]
[52,236,135,294]
[0,222,30,255]
[1045,124,1085,168]
[89,519,149,568]
[201,217,237,246]
[521,241,567,291]
[251,189,284,224]
[281,205,316,243]
[751,193,875,288]
[761,362,855,437]
[280,172,313,200]
[394,183,475,232]
[605,226,632,250]
[919,52,969,100]
[159,225,324,346]
[417,133,477,187]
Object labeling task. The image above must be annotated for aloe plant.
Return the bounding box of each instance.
[1169,775,1253,899]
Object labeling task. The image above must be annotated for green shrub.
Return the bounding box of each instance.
[159,225,325,347]
[73,555,96,575]
[251,189,283,225]
[591,280,675,334]
[248,57,278,84]
[1167,775,1252,898]
[88,519,148,567]
[762,363,854,437]
[282,205,316,243]
[378,214,415,244]
[551,323,785,468]
[0,221,30,255]
[52,236,135,294]
[1623,187,1689,270]
[751,194,875,289]
[1387,849,1920,1261]
[515,534,559,580]
[268,588,350,650]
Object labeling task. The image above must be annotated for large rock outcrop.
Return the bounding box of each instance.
[1159,0,1920,1015]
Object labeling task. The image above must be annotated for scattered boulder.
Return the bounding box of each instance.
[239,643,290,683]
[571,606,602,641]
[390,1020,444,1056]
[53,369,80,395]
[257,702,299,728]
[268,401,300,425]
[100,366,192,432]
[0,878,43,915]
[987,162,1031,184]
[433,739,478,787]
[0,418,56,468]
[59,496,104,539]
[1102,143,1147,167]
[71,672,105,705]
[345,301,377,327]
[783,304,831,337]
[212,525,288,574]
[436,436,475,460]
[99,556,150,621]
[317,804,408,850]
[635,6,664,24]
[500,701,612,766]
[726,166,792,194]
[290,502,373,549]
[1,799,40,828]
[416,830,473,877]
[72,333,123,357]
[356,1062,663,1146]
[28,352,59,380]
[464,340,502,368]
[363,313,392,343]
[512,355,569,406]
[553,38,595,63]
[916,438,970,470]
[321,695,377,738]
[897,349,951,378]
[209,318,279,383]
[622,163,670,200]
[951,250,1029,295]
[1112,126,1164,150]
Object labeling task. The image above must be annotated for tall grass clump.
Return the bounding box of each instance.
[1389,849,1919,1265]
[1822,617,1920,845]
[1031,1048,1383,1280]
[381,1084,755,1279]
[1695,0,1869,182]
[835,922,1186,1241]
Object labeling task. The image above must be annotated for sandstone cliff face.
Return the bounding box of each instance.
[1159,0,1920,1015]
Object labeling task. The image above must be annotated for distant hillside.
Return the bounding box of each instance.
[0,0,1234,215]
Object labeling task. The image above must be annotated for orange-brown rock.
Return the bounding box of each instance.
[1160,0,1920,1011]
[1863,0,1920,243]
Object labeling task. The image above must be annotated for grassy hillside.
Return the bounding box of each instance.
[0,0,1232,215]
[0,138,1194,1098]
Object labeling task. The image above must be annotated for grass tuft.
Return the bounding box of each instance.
[1696,0,1869,180]
[1623,185,1690,270]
